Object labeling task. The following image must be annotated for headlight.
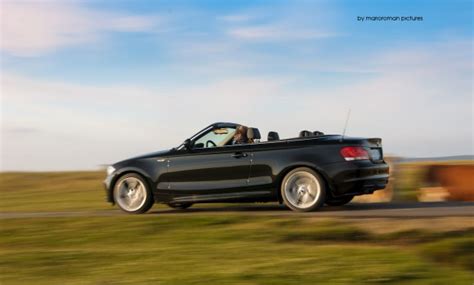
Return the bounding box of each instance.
[106,166,116,176]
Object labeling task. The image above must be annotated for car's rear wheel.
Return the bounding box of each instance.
[325,195,354,206]
[281,167,326,212]
[166,202,193,210]
[114,173,154,214]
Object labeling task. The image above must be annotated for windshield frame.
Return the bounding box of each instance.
[176,122,241,150]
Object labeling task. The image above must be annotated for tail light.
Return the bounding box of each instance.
[340,146,369,161]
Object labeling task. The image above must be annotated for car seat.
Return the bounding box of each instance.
[247,128,261,143]
[267,131,280,141]
[299,130,312,137]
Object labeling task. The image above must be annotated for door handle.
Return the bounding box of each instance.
[231,152,248,158]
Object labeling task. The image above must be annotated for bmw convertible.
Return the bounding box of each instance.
[104,122,389,213]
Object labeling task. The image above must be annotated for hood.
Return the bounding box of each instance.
[113,149,173,167]
[130,149,172,160]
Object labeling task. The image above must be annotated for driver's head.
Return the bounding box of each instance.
[234,125,248,143]
[236,125,247,136]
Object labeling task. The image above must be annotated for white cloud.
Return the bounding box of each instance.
[1,73,287,170]
[293,40,473,157]
[221,2,337,42]
[0,2,160,56]
[218,13,256,23]
[1,38,472,170]
[228,25,334,41]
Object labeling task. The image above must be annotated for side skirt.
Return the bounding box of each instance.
[173,191,271,203]
[156,190,274,203]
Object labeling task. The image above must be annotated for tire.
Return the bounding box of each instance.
[113,173,154,214]
[281,167,326,212]
[167,202,193,210]
[325,196,354,206]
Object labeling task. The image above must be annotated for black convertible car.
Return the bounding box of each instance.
[104,122,389,213]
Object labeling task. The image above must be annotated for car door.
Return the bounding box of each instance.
[163,126,252,202]
[165,145,252,201]
[247,142,288,189]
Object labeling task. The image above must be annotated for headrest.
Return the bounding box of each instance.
[299,130,312,137]
[313,131,324,136]
[267,131,280,141]
[247,127,261,140]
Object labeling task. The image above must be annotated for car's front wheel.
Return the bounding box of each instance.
[325,195,354,206]
[281,167,326,212]
[113,173,154,214]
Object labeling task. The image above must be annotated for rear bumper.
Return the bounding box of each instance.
[324,160,390,197]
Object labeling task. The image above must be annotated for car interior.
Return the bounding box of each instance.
[267,131,280,141]
[299,130,325,137]
[193,125,325,149]
[247,127,261,143]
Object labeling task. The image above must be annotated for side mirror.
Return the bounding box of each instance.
[183,139,193,150]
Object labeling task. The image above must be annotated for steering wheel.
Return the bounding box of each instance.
[206,140,217,148]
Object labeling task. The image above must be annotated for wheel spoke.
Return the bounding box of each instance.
[296,195,302,205]
[284,171,321,209]
[115,177,147,212]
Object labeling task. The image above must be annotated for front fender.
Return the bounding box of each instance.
[105,166,159,204]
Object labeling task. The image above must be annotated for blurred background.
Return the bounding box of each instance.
[0,0,472,284]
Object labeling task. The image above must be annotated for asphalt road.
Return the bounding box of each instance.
[1,202,473,219]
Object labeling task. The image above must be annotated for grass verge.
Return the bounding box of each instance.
[1,171,473,284]
[1,215,473,285]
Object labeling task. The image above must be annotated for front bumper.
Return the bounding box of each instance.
[324,160,390,197]
[103,174,117,203]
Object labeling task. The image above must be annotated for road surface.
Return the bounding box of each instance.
[1,202,473,219]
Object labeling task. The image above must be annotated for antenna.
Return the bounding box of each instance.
[341,108,351,141]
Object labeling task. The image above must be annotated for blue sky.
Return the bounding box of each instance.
[1,0,472,170]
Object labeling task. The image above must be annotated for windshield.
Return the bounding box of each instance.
[194,127,236,148]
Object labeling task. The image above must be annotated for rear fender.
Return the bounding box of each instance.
[275,163,336,202]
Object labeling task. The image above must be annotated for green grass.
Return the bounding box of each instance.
[0,171,106,212]
[0,171,473,284]
[1,216,473,285]
[420,237,474,271]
